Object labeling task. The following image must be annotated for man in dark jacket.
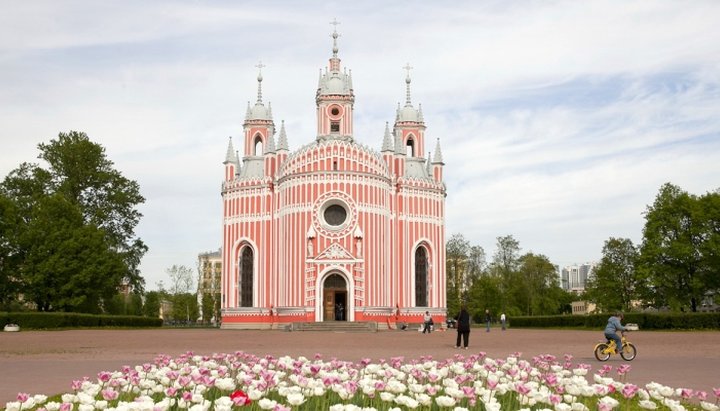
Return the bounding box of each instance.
[455,305,471,349]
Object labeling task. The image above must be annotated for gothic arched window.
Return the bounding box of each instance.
[415,246,428,307]
[239,247,253,307]
[253,134,263,156]
[406,136,416,157]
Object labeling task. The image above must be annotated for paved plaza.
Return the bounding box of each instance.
[1,328,719,404]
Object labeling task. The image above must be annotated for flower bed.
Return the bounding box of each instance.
[4,351,719,411]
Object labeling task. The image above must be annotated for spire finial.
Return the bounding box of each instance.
[330,18,341,57]
[403,63,413,106]
[255,61,266,103]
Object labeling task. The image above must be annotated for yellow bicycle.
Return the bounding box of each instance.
[594,332,637,361]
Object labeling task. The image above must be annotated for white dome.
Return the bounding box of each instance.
[397,105,421,122]
[249,102,271,120]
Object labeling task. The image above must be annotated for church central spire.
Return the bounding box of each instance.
[316,18,355,141]
[255,61,265,103]
[403,63,413,107]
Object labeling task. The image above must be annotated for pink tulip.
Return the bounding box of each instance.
[549,394,562,405]
[101,389,118,401]
[515,382,531,395]
[622,384,639,399]
[462,386,475,398]
[617,364,632,376]
[71,380,83,391]
[697,391,708,401]
[59,403,72,411]
[713,387,720,398]
[98,372,112,383]
[16,393,29,402]
[544,374,558,387]
[680,388,694,399]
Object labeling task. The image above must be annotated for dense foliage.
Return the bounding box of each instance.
[509,312,720,330]
[446,234,574,321]
[0,131,147,313]
[447,183,720,319]
[0,311,161,329]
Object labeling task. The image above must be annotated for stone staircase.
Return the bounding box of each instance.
[286,321,378,332]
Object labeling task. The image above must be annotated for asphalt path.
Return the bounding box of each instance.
[1,328,719,404]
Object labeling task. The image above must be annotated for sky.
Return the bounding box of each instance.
[1,1,719,290]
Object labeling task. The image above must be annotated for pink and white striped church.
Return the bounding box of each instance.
[220,26,447,329]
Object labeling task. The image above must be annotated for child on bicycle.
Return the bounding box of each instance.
[604,311,626,353]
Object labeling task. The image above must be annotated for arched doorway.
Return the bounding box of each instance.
[415,247,428,307]
[239,247,253,307]
[323,273,347,321]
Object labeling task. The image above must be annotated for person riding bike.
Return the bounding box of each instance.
[604,311,626,354]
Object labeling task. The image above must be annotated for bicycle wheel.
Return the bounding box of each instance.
[620,343,637,361]
[594,343,610,361]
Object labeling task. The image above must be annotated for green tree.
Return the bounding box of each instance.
[466,274,502,320]
[516,253,560,316]
[0,131,147,312]
[0,193,22,309]
[143,291,161,317]
[489,235,522,313]
[171,293,199,323]
[445,233,471,313]
[585,238,644,312]
[640,183,720,311]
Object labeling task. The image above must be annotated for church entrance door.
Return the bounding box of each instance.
[322,273,347,321]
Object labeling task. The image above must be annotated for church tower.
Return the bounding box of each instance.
[316,20,354,142]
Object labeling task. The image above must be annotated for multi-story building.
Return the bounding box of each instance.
[197,249,222,323]
[561,262,597,292]
[220,27,447,329]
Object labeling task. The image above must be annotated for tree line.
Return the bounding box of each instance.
[446,233,574,322]
[2,132,717,319]
[584,183,720,313]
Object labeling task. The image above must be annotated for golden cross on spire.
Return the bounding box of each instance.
[255,61,266,72]
[330,18,340,30]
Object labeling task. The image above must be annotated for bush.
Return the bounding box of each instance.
[509,312,720,330]
[0,311,162,329]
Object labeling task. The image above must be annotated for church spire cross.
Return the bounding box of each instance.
[329,18,341,57]
[403,63,413,106]
[255,61,266,103]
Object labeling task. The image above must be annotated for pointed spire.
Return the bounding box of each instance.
[426,152,432,175]
[245,102,251,120]
[348,69,353,90]
[395,102,401,121]
[394,129,405,155]
[278,120,289,150]
[318,68,323,89]
[255,61,265,103]
[418,103,424,122]
[265,133,276,154]
[267,102,273,119]
[235,150,241,172]
[403,63,413,107]
[432,138,444,164]
[381,122,393,152]
[224,136,236,164]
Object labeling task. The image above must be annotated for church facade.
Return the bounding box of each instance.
[220,28,447,329]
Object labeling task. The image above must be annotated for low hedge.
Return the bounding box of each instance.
[509,312,720,330]
[0,311,162,329]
